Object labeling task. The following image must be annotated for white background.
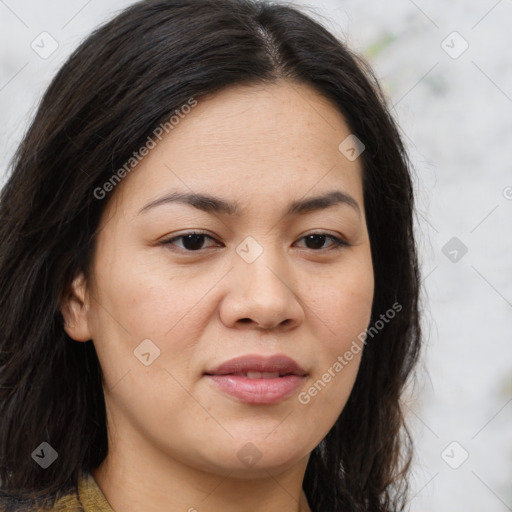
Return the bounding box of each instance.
[1,1,511,510]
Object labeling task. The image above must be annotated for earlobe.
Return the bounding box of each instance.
[60,273,93,342]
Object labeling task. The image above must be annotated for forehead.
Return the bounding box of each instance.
[172,80,354,160]
[104,80,364,219]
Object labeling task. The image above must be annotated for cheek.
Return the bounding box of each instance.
[300,252,374,407]
[87,261,213,431]
[91,250,218,338]
[307,252,374,345]
[295,310,371,449]
[87,252,229,393]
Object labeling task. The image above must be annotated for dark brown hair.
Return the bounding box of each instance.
[0,1,421,510]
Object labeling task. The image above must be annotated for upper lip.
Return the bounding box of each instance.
[204,354,307,376]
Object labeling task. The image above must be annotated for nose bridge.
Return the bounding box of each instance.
[221,234,303,329]
[236,234,291,296]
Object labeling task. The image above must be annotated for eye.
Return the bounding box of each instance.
[161,232,220,252]
[161,231,348,253]
[294,233,349,251]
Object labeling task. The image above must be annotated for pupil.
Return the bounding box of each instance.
[183,234,205,251]
[305,235,325,250]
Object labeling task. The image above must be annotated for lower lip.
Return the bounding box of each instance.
[205,375,305,404]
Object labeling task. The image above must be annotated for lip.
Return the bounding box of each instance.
[204,354,307,405]
[205,354,307,376]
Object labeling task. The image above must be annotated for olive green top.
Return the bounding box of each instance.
[0,472,113,511]
[51,472,112,511]
[1,474,314,511]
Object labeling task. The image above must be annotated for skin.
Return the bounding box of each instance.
[62,80,374,512]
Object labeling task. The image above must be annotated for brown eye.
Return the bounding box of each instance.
[295,233,348,251]
[162,232,221,252]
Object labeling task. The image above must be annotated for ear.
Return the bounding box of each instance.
[60,272,93,342]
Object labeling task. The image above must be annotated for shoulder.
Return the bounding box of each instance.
[0,485,83,511]
[0,472,110,512]
[0,495,83,511]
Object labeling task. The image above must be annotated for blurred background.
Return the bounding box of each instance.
[1,0,511,510]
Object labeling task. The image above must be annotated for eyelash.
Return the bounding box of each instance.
[161,231,349,253]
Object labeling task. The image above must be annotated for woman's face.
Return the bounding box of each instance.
[66,81,374,479]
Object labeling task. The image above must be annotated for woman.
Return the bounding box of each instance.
[0,0,422,510]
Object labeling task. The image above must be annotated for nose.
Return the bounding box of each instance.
[219,245,305,332]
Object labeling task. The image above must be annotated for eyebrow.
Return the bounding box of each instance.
[138,190,361,217]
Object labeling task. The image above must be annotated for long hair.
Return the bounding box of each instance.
[0,1,421,510]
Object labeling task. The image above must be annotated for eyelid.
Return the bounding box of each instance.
[295,232,349,249]
[160,230,350,253]
[161,230,220,251]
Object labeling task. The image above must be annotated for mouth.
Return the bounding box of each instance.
[222,371,293,378]
[204,353,307,377]
[203,354,307,404]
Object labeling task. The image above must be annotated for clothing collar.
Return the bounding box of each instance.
[77,472,114,511]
